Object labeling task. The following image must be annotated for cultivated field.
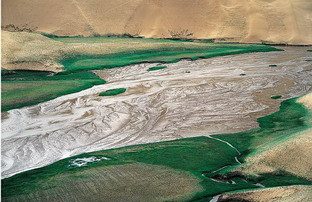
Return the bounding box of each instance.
[2,163,202,202]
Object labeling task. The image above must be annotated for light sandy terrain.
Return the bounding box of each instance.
[2,163,202,202]
[2,0,312,45]
[1,31,65,72]
[1,47,311,178]
[298,93,312,109]
[219,185,312,202]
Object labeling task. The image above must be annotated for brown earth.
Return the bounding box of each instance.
[2,0,312,45]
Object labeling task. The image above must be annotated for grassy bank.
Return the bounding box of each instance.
[60,43,279,72]
[2,96,311,201]
[1,70,105,111]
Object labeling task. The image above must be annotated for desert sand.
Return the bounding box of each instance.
[298,93,312,109]
[2,0,312,45]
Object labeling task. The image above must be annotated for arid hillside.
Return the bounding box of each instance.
[2,0,312,45]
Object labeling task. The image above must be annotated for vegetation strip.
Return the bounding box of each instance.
[147,65,167,71]
[61,44,279,72]
[99,88,126,96]
[270,95,282,99]
[2,96,311,201]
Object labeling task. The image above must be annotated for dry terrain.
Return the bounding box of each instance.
[2,0,312,45]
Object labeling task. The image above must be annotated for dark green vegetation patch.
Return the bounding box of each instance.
[99,88,126,96]
[2,97,311,201]
[1,70,105,111]
[147,65,167,71]
[271,95,282,99]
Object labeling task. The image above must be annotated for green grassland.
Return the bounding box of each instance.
[1,70,105,111]
[99,88,126,96]
[2,96,311,201]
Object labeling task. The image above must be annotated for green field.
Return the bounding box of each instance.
[1,70,105,111]
[2,96,311,201]
[99,88,126,96]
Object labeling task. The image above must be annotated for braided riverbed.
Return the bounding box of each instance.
[2,46,312,179]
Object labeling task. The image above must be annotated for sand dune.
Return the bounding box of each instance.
[2,0,312,45]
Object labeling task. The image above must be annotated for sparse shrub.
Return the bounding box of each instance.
[168,29,194,39]
[2,24,37,32]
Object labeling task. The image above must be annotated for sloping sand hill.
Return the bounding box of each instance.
[2,0,312,45]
